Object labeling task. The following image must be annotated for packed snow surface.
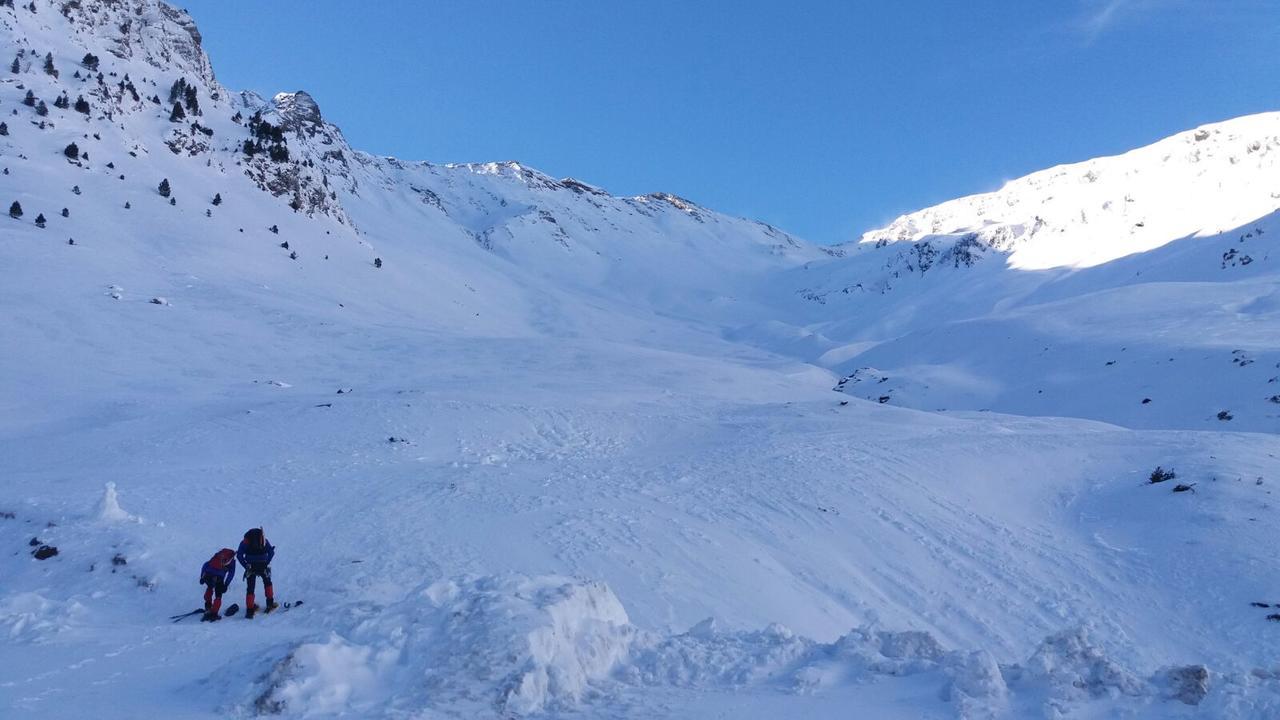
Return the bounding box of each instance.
[1,1,1279,718]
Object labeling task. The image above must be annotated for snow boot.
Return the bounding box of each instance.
[201,610,220,622]
[246,593,257,619]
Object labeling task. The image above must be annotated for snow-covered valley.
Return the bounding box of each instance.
[1,2,1278,718]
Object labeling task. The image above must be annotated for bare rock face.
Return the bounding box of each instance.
[158,1,202,48]
[273,91,323,130]
[57,0,218,87]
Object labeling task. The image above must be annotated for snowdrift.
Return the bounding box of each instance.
[251,575,635,716]
[245,575,1280,719]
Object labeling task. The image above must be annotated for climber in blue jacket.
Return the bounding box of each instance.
[236,527,277,618]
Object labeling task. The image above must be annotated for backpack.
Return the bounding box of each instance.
[209,548,235,569]
[243,528,266,552]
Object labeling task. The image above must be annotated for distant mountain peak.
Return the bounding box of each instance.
[272,90,323,129]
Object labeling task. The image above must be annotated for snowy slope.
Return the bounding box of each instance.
[858,112,1280,271]
[779,117,1280,433]
[2,2,1280,719]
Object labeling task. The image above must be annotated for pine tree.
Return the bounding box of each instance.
[183,85,199,115]
[61,208,68,218]
[9,56,19,74]
[0,122,7,136]
[73,96,89,114]
[63,142,79,159]
[289,251,298,260]
[212,193,222,206]
[22,90,35,107]
[34,213,46,227]
[53,93,68,109]
[72,185,81,195]
[42,52,55,78]
[124,201,131,209]
[374,257,383,269]
[269,224,279,234]
[242,139,257,157]
[158,178,171,197]
[81,53,99,71]
[168,77,186,104]
[8,201,21,218]
[169,197,176,206]
[168,101,185,122]
[35,100,47,116]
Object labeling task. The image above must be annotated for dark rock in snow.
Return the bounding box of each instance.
[1162,665,1209,705]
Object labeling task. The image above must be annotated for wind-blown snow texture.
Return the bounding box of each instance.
[1,2,1278,718]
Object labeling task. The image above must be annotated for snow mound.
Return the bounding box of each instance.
[0,592,86,644]
[1012,626,1146,702]
[253,574,635,716]
[423,575,634,714]
[253,634,397,716]
[995,626,1280,718]
[626,620,814,689]
[94,482,138,523]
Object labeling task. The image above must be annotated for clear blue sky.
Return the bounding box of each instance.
[181,1,1278,244]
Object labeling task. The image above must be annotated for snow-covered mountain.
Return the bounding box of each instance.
[1,0,823,338]
[2,2,1279,719]
[777,115,1280,433]
[859,113,1280,271]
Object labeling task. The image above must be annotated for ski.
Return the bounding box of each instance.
[170,608,204,622]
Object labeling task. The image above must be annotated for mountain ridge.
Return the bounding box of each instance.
[852,111,1280,270]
